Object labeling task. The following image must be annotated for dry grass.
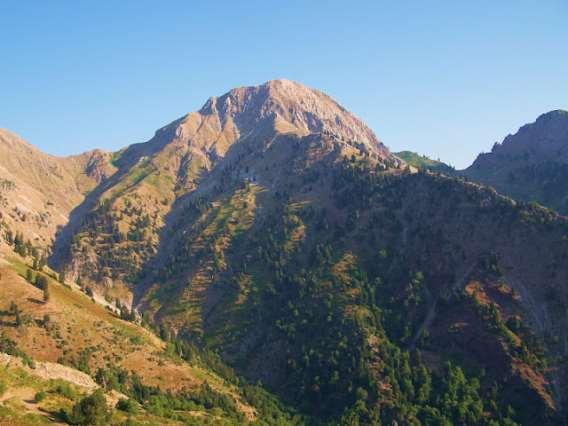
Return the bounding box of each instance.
[0,250,256,418]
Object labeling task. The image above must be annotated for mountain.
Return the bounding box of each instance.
[50,79,401,306]
[0,128,115,248]
[2,81,568,425]
[395,151,455,174]
[464,110,568,214]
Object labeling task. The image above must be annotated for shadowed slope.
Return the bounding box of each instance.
[464,110,568,214]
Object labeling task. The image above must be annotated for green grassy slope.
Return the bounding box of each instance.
[395,151,455,174]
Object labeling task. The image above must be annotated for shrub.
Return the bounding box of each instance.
[34,391,46,402]
[116,398,139,414]
[53,382,77,400]
[68,389,110,426]
[0,333,35,367]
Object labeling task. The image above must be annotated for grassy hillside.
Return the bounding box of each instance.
[465,160,568,215]
[395,151,455,174]
[0,230,298,425]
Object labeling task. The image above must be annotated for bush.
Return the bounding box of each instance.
[34,391,46,402]
[53,382,77,400]
[68,389,110,426]
[116,398,139,414]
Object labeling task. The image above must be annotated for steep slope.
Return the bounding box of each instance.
[464,110,568,214]
[0,129,115,248]
[0,222,296,425]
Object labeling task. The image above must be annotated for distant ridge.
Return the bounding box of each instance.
[465,109,568,213]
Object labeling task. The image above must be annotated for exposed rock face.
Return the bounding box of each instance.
[120,78,394,182]
[196,79,390,158]
[465,110,568,213]
[470,110,568,165]
[0,354,98,399]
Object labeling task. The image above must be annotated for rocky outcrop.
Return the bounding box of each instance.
[464,110,568,213]
[0,352,98,390]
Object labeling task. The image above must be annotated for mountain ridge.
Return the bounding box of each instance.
[464,109,568,214]
[0,129,116,248]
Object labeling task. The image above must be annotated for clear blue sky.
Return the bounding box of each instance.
[1,1,567,168]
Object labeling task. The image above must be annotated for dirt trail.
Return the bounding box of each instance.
[0,386,35,406]
[0,386,68,425]
[0,387,46,420]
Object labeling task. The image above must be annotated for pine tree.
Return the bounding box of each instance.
[43,282,50,303]
[14,305,21,327]
[14,232,26,256]
[36,275,48,291]
[38,255,47,271]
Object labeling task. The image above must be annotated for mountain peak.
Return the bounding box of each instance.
[536,109,568,121]
[467,110,568,165]
[465,109,568,213]
[502,109,568,147]
[262,78,309,92]
[531,109,568,135]
[196,79,388,157]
